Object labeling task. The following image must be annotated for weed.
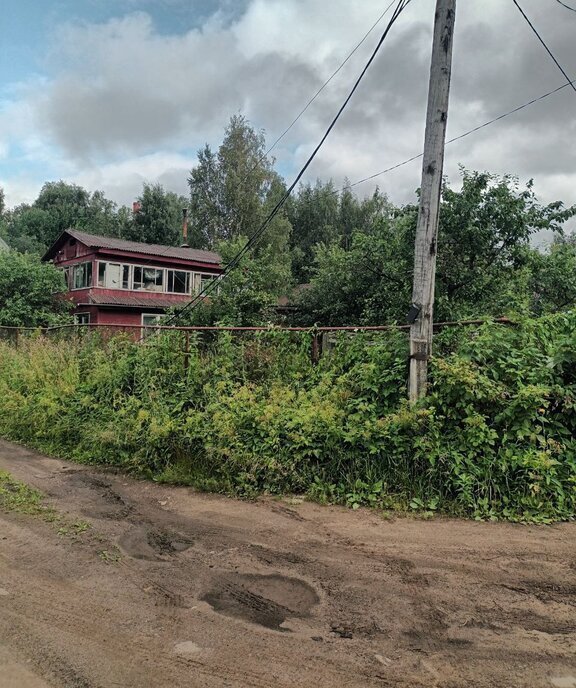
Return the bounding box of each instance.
[99,548,121,564]
[0,318,575,522]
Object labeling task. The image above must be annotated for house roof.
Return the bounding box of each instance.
[0,236,10,251]
[81,292,190,309]
[43,228,221,265]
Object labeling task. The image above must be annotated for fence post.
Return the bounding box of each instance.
[183,331,190,373]
[311,331,321,365]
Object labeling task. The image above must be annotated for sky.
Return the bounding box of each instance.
[1,0,575,232]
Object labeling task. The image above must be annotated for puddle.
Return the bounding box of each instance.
[118,527,194,561]
[201,573,319,631]
[66,473,133,519]
[551,678,576,688]
[174,641,202,657]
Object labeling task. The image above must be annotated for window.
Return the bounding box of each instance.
[72,262,92,289]
[198,273,220,295]
[133,267,164,291]
[141,313,166,336]
[167,269,190,294]
[74,313,90,325]
[59,267,70,289]
[142,313,165,327]
[98,262,131,289]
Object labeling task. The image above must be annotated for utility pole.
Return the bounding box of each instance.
[409,0,456,402]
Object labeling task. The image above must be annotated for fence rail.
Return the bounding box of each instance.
[0,318,517,366]
[0,317,515,334]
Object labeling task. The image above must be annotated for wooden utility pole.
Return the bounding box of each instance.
[409,0,456,402]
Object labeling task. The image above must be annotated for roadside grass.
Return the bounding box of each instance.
[0,470,54,518]
[0,469,106,549]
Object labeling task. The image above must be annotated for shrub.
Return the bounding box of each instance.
[0,316,574,521]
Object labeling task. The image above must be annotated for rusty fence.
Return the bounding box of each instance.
[0,318,515,367]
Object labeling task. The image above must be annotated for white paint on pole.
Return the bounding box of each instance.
[409,0,457,402]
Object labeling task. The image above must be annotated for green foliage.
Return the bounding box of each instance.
[0,470,45,515]
[123,183,188,246]
[296,170,576,325]
[0,251,72,326]
[0,316,574,522]
[286,181,391,282]
[185,115,293,323]
[5,181,126,252]
[188,114,292,254]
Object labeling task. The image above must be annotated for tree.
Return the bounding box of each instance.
[286,180,340,282]
[296,170,576,325]
[122,183,187,246]
[432,170,574,319]
[180,236,285,326]
[188,115,291,254]
[530,234,576,313]
[6,181,125,252]
[0,252,72,326]
[185,115,293,323]
[286,181,392,282]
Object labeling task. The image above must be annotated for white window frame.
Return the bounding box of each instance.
[94,260,220,296]
[74,312,90,325]
[141,312,167,337]
[71,262,93,290]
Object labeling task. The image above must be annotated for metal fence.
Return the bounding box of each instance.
[0,318,515,366]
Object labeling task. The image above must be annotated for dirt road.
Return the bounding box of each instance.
[0,439,575,688]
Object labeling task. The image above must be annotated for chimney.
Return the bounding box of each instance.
[181,207,189,247]
[132,201,141,215]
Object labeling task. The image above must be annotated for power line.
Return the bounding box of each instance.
[163,0,413,328]
[263,0,400,158]
[512,0,576,94]
[555,0,576,12]
[162,69,576,332]
[140,2,404,272]
[348,76,576,190]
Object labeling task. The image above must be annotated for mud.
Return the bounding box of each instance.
[0,439,575,688]
[202,573,319,630]
[118,526,194,561]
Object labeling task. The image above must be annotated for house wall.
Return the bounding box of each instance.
[95,309,143,327]
[48,234,222,326]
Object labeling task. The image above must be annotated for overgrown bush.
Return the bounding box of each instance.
[0,316,574,522]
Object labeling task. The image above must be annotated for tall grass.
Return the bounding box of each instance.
[0,316,574,522]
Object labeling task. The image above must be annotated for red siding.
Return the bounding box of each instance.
[52,235,222,326]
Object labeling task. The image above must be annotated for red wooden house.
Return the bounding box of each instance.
[42,229,222,327]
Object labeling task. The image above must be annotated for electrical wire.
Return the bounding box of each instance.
[555,0,576,12]
[131,2,403,279]
[263,0,400,159]
[162,0,413,328]
[512,0,576,94]
[348,75,576,190]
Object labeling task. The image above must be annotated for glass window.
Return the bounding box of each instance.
[72,262,92,289]
[143,268,163,291]
[98,262,106,287]
[141,313,166,336]
[133,266,144,290]
[75,313,90,325]
[167,269,189,294]
[122,265,130,289]
[133,266,163,291]
[199,274,219,295]
[59,267,70,289]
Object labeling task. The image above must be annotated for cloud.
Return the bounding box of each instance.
[1,0,575,215]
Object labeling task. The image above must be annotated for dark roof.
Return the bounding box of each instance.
[43,228,221,265]
[81,292,190,309]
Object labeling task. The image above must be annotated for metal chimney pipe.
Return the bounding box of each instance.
[181,207,189,247]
